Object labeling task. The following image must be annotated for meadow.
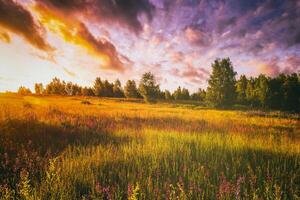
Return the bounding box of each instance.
[0,93,299,199]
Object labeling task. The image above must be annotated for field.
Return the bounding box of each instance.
[0,94,299,199]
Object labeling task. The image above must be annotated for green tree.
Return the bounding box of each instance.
[164,90,172,100]
[138,72,160,103]
[181,88,190,100]
[34,83,44,95]
[124,80,140,98]
[266,76,284,109]
[191,88,206,101]
[173,86,182,100]
[113,79,124,98]
[236,75,248,104]
[93,77,103,97]
[103,80,113,97]
[206,58,237,107]
[254,75,269,108]
[282,73,300,111]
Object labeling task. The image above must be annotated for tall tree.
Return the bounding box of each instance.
[266,76,284,109]
[34,83,44,95]
[45,77,66,95]
[282,73,300,111]
[254,75,269,108]
[164,90,172,100]
[173,86,182,100]
[124,80,140,98]
[181,88,190,100]
[206,58,237,107]
[138,72,160,103]
[113,79,124,98]
[18,86,32,95]
[191,88,206,101]
[81,87,94,96]
[236,75,248,104]
[103,80,113,97]
[93,77,103,97]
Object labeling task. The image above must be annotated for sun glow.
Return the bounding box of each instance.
[35,5,111,68]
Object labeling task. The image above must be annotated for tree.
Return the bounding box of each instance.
[254,75,269,108]
[45,77,66,95]
[181,88,190,100]
[81,87,94,96]
[173,86,182,100]
[245,78,258,107]
[65,82,74,96]
[282,73,300,111]
[18,86,32,95]
[206,58,237,107]
[34,83,44,95]
[93,77,103,97]
[103,80,113,97]
[72,84,82,96]
[124,80,140,98]
[191,88,206,101]
[164,90,172,100]
[236,75,248,104]
[266,76,284,109]
[138,72,160,103]
[113,79,124,98]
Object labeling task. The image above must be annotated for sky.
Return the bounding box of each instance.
[0,0,299,92]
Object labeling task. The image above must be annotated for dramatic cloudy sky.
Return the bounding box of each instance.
[0,0,300,92]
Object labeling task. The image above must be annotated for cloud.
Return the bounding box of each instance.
[0,30,10,43]
[184,27,211,46]
[63,67,76,77]
[36,0,155,33]
[36,4,127,71]
[282,55,300,74]
[0,0,52,51]
[171,63,209,84]
[170,51,184,63]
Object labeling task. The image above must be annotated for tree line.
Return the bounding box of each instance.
[18,58,300,112]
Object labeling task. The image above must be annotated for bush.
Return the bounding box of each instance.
[81,100,91,105]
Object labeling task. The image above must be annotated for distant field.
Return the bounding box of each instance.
[0,94,299,199]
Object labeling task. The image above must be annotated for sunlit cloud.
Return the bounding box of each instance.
[0,0,299,92]
[34,3,126,72]
[0,0,53,51]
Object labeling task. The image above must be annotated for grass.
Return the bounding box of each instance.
[0,93,299,199]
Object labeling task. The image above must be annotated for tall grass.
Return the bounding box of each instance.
[0,94,299,199]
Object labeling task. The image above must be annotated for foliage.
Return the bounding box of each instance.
[191,88,206,101]
[18,86,32,95]
[22,58,300,112]
[236,75,247,104]
[45,77,66,95]
[206,58,237,107]
[113,79,124,98]
[164,90,172,100]
[138,72,160,103]
[34,83,44,95]
[18,169,33,200]
[93,77,104,97]
[124,80,140,98]
[173,87,190,100]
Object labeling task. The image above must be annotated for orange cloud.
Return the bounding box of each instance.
[34,4,126,72]
[0,31,10,43]
[63,67,76,77]
[0,0,53,51]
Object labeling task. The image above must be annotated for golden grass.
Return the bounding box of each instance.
[0,93,299,199]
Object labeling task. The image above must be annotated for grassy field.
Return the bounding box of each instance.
[0,94,299,199]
